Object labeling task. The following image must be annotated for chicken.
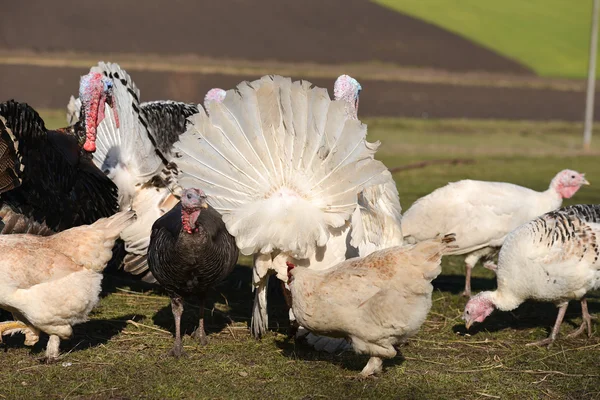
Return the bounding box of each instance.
[402,170,589,297]
[0,211,136,361]
[463,204,600,347]
[148,188,238,357]
[287,234,456,376]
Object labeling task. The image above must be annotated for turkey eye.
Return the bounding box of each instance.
[186,193,192,199]
[466,310,470,315]
[571,175,575,179]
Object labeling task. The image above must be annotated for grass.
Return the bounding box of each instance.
[375,0,599,79]
[2,114,600,399]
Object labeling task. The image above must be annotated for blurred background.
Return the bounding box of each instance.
[0,0,598,121]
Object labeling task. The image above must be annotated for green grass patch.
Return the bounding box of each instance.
[375,0,599,79]
[2,115,599,399]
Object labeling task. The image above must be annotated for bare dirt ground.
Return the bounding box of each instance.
[0,64,595,121]
[0,0,594,120]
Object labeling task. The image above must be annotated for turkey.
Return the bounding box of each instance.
[172,75,399,342]
[0,211,136,362]
[402,170,589,297]
[288,234,456,376]
[72,62,199,282]
[147,188,238,357]
[463,204,600,347]
[0,100,119,235]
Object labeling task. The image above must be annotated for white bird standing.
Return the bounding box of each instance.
[401,171,589,297]
[463,204,600,347]
[172,75,400,340]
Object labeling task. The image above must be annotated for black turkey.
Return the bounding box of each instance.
[148,188,238,357]
[0,100,118,235]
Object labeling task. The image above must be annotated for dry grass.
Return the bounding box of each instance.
[1,115,599,399]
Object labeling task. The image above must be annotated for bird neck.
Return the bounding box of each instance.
[486,290,522,312]
[181,207,200,234]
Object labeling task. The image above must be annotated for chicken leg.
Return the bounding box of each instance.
[45,335,61,363]
[567,298,594,339]
[526,302,568,348]
[168,297,186,357]
[190,295,208,346]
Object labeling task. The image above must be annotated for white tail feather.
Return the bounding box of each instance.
[173,75,388,259]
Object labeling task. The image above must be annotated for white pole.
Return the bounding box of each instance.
[583,0,600,151]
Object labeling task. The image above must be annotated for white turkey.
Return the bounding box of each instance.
[402,171,589,297]
[463,204,600,347]
[70,62,199,282]
[172,75,402,343]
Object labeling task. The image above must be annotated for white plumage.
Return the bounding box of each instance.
[172,75,397,338]
[402,170,589,296]
[463,204,600,347]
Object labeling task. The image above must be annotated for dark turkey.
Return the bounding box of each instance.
[148,188,238,357]
[0,100,119,234]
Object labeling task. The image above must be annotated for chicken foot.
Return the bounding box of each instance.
[526,302,568,348]
[567,298,594,339]
[168,297,187,357]
[190,295,208,346]
[360,357,383,377]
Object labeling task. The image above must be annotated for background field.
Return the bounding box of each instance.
[377,0,598,79]
[0,114,598,400]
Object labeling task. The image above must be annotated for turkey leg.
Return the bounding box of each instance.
[191,295,208,345]
[567,298,593,339]
[526,302,568,348]
[45,335,61,363]
[168,297,186,357]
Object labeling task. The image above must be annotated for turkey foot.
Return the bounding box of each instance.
[483,261,498,272]
[168,297,187,357]
[567,298,593,339]
[191,297,208,345]
[526,303,568,348]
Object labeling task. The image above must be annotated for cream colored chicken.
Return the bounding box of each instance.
[287,234,456,376]
[0,211,136,361]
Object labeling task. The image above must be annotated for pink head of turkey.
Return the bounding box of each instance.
[79,72,119,153]
[463,291,495,330]
[204,88,227,109]
[550,169,590,199]
[334,74,362,120]
[181,188,209,234]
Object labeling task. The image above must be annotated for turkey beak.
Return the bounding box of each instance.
[582,177,591,185]
[465,320,473,330]
[200,199,209,209]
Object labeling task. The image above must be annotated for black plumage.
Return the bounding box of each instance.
[148,195,238,357]
[141,101,199,157]
[0,100,119,234]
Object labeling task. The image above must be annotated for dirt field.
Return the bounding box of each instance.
[0,64,596,121]
[2,0,531,74]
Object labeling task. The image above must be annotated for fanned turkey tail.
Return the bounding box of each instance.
[173,75,389,337]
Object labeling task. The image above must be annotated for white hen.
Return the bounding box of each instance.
[0,211,135,361]
[463,204,600,347]
[402,171,589,297]
[288,234,456,376]
[172,75,399,339]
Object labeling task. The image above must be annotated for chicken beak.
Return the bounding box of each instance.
[465,320,473,330]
